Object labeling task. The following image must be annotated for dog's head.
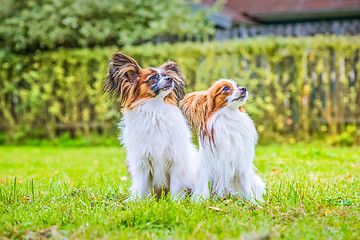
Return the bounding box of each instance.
[180,79,247,143]
[103,52,186,109]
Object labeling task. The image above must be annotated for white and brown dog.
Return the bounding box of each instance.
[181,79,265,202]
[103,52,196,200]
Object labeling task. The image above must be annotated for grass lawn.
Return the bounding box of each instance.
[0,144,359,239]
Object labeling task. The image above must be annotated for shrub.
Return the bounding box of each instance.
[328,125,360,146]
[0,36,359,143]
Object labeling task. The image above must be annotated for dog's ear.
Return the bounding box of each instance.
[180,91,210,132]
[160,61,186,102]
[103,52,141,104]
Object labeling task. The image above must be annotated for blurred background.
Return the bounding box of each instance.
[1,0,360,146]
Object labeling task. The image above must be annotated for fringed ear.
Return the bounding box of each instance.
[180,91,210,138]
[180,92,198,127]
[103,52,141,105]
[159,61,186,102]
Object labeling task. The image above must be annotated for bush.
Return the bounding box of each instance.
[0,0,213,52]
[0,36,360,143]
[328,125,360,146]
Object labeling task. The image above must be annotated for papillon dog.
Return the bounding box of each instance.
[180,79,265,202]
[103,52,196,200]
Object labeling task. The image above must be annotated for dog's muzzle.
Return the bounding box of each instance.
[152,76,174,95]
[232,87,247,102]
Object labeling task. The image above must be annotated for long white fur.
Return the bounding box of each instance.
[193,79,265,202]
[120,75,197,200]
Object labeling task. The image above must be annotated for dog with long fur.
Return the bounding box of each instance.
[180,79,265,202]
[103,52,196,200]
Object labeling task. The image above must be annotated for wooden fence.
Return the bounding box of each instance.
[215,20,360,40]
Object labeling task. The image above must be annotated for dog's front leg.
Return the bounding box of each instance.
[240,170,265,204]
[191,170,211,201]
[192,183,211,202]
[129,167,151,200]
[169,169,187,199]
[239,173,257,203]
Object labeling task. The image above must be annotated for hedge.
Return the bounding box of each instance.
[1,36,360,143]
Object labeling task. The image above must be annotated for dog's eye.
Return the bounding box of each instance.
[150,75,156,80]
[223,87,230,92]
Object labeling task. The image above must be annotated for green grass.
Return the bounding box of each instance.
[0,144,359,239]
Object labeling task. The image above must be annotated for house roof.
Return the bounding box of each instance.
[203,0,360,24]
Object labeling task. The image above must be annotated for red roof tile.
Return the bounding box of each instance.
[204,0,360,21]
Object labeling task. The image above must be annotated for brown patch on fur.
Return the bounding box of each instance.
[103,52,186,110]
[239,106,246,112]
[164,92,177,106]
[181,91,210,142]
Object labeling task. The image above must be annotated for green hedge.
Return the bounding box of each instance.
[1,36,360,143]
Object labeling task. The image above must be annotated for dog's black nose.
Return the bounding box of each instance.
[239,87,246,92]
[163,76,173,81]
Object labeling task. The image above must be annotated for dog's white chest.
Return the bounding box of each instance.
[202,110,258,194]
[122,101,180,153]
[120,99,193,189]
[210,110,257,158]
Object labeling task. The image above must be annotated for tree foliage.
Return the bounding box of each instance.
[0,0,214,52]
